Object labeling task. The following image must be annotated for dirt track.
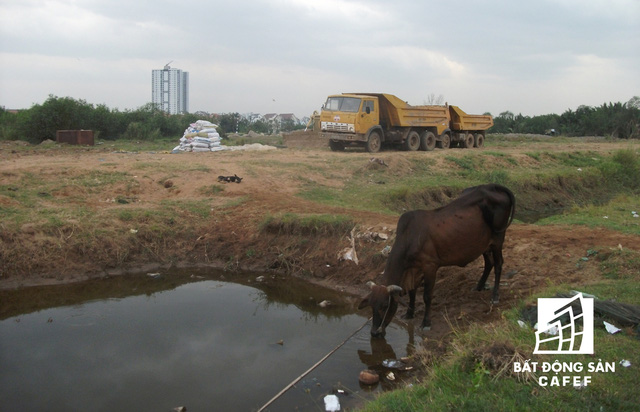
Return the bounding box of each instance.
[1,136,639,341]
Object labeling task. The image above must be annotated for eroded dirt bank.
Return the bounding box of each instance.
[1,137,639,341]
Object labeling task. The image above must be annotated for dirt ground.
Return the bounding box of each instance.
[2,135,639,342]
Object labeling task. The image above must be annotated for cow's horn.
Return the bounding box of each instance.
[387,285,403,294]
[366,281,377,289]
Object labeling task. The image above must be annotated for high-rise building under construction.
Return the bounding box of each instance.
[152,63,189,114]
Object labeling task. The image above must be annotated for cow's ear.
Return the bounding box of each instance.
[358,297,370,309]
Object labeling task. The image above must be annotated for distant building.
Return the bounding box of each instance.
[152,63,189,114]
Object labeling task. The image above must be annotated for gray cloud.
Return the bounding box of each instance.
[0,0,638,117]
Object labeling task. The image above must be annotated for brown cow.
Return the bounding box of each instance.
[359,184,515,337]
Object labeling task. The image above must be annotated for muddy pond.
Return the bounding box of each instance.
[0,269,418,411]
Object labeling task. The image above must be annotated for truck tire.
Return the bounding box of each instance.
[474,133,484,148]
[329,140,345,151]
[404,131,420,151]
[366,131,382,153]
[463,133,475,148]
[420,131,436,151]
[437,133,451,149]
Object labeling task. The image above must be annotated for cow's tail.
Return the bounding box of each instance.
[495,184,516,233]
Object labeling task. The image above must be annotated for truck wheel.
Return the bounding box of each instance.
[463,133,475,148]
[420,131,436,151]
[366,131,382,153]
[437,133,450,149]
[329,140,345,151]
[474,134,484,148]
[404,131,420,151]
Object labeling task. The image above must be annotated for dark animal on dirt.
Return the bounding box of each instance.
[217,174,243,183]
[359,183,515,337]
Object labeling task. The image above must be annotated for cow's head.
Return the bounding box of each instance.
[358,281,403,337]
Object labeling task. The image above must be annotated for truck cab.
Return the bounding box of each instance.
[320,94,379,151]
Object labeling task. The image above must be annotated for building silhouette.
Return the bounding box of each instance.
[152,63,189,114]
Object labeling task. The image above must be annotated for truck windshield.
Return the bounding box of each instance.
[324,97,361,112]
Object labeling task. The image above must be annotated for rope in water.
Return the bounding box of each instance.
[256,317,371,412]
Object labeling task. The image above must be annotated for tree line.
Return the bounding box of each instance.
[489,97,640,138]
[1,95,638,143]
[0,95,304,143]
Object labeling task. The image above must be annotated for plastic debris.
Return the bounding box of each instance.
[173,407,187,412]
[517,320,528,328]
[620,360,631,368]
[534,323,559,336]
[318,300,331,308]
[382,359,406,369]
[324,394,340,411]
[146,273,161,279]
[386,372,396,381]
[338,228,358,265]
[570,290,597,299]
[604,321,621,334]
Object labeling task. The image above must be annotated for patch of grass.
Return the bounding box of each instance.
[160,199,212,219]
[199,184,224,195]
[598,149,640,190]
[525,152,542,161]
[259,213,355,236]
[445,154,483,173]
[483,151,519,165]
[537,194,640,235]
[131,161,210,173]
[546,151,604,168]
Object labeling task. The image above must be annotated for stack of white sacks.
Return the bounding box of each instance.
[173,120,225,152]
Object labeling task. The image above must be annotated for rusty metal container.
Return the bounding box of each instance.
[56,130,94,146]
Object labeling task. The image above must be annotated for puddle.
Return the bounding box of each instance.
[0,269,416,411]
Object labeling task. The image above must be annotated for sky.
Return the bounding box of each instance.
[1,0,639,118]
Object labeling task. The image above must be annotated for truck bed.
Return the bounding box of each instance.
[449,105,493,131]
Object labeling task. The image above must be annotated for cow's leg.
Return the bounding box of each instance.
[491,246,504,304]
[421,273,436,331]
[403,288,416,319]
[475,251,494,291]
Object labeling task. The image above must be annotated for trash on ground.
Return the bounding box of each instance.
[318,300,331,308]
[386,372,396,381]
[570,290,598,299]
[382,359,406,369]
[604,321,621,334]
[534,323,559,336]
[620,360,631,367]
[338,228,358,265]
[324,394,340,411]
[517,320,527,328]
[146,273,161,279]
[359,369,379,385]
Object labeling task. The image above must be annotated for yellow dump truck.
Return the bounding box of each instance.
[320,93,493,152]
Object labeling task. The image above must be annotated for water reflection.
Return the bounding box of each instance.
[0,269,414,411]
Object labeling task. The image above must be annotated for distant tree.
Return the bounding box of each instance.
[424,93,445,105]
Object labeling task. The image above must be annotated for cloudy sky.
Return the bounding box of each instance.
[1,0,638,118]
